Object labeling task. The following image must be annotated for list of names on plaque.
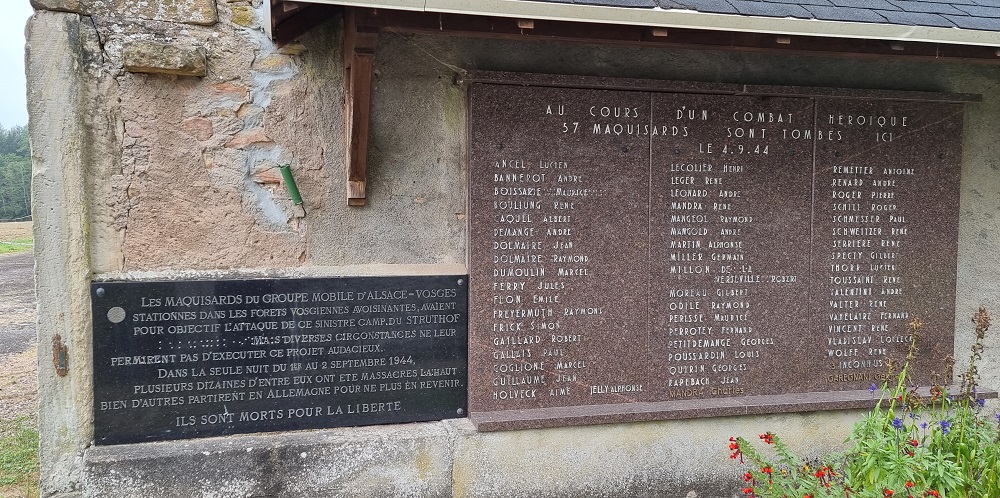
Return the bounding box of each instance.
[468,79,964,421]
[647,93,815,400]
[814,99,962,387]
[92,275,468,444]
[469,86,649,410]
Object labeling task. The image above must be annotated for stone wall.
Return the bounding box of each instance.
[26,0,1000,496]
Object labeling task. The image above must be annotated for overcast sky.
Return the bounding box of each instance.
[0,2,34,128]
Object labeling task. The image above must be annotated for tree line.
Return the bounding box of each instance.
[0,124,30,221]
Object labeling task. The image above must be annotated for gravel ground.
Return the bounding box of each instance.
[0,348,36,427]
[0,250,37,425]
[0,252,35,356]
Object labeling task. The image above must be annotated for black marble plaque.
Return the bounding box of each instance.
[92,275,468,444]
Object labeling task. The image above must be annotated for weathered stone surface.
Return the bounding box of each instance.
[84,423,455,498]
[450,414,856,497]
[82,415,859,497]
[123,41,207,77]
[108,0,218,25]
[230,5,255,27]
[26,10,106,496]
[30,0,85,14]
[181,116,213,140]
[225,127,272,147]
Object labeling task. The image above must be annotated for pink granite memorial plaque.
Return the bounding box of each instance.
[466,73,971,431]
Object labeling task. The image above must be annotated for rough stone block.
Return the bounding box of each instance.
[231,5,255,27]
[30,0,85,13]
[111,0,218,26]
[123,41,208,77]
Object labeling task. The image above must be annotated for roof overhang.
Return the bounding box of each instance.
[268,0,999,206]
[269,0,1000,57]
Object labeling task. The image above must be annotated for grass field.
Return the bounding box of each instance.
[0,417,38,498]
[0,347,38,498]
[0,223,31,256]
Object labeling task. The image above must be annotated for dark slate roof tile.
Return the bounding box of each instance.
[803,5,888,22]
[574,0,657,6]
[727,0,814,18]
[942,13,1000,29]
[874,9,957,26]
[884,0,967,14]
[952,4,1000,16]
[656,0,690,7]
[829,0,898,9]
[759,0,834,6]
[540,0,1000,33]
[663,0,740,14]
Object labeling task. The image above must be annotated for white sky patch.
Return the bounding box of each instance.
[0,1,35,127]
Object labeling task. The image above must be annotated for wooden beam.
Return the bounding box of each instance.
[344,8,379,206]
[270,0,338,47]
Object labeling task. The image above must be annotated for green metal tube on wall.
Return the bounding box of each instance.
[279,164,303,205]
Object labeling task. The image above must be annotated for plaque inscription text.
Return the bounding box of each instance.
[468,78,964,429]
[92,275,468,444]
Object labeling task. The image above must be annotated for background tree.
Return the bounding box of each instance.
[0,124,31,221]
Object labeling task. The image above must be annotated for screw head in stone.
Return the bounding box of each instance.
[457,408,464,415]
[457,279,464,286]
[96,287,105,297]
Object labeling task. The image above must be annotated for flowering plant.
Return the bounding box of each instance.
[730,309,1000,498]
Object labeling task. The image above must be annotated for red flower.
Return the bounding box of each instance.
[909,439,919,447]
[884,490,894,497]
[728,438,743,459]
[743,472,753,482]
[759,432,775,444]
[926,491,940,497]
[742,487,754,495]
[761,466,772,474]
[906,481,914,488]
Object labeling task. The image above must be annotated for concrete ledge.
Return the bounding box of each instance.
[84,422,455,498]
[82,413,864,497]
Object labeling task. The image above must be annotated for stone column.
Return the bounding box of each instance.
[27,11,103,496]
